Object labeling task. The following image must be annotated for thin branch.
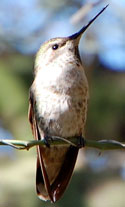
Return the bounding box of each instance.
[0,137,125,151]
[84,139,125,150]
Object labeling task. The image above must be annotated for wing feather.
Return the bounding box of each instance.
[28,89,79,202]
[28,89,52,201]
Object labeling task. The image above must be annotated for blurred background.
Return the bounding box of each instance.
[0,0,125,206]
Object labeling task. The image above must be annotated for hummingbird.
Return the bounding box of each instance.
[28,5,108,203]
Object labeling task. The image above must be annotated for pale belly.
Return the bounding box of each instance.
[34,63,89,138]
[36,90,88,138]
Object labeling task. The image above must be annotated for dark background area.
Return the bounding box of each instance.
[0,0,125,206]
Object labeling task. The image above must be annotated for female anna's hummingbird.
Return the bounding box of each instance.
[28,5,108,203]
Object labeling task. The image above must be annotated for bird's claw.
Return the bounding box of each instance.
[44,135,53,148]
[77,136,84,148]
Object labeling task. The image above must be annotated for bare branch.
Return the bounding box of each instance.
[0,137,125,151]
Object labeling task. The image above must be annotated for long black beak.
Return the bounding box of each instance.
[69,4,108,40]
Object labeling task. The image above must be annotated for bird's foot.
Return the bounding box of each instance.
[43,135,52,148]
[76,136,84,148]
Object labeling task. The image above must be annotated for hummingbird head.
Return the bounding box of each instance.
[35,5,108,77]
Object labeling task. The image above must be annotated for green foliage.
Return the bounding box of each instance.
[87,70,125,141]
[0,54,33,139]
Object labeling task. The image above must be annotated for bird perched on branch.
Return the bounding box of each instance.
[28,5,108,203]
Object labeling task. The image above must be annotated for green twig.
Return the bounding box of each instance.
[0,137,125,151]
[84,139,125,150]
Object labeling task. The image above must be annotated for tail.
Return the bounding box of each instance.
[36,145,78,202]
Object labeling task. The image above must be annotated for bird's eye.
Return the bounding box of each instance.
[52,44,59,50]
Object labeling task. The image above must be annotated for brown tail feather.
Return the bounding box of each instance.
[36,158,50,201]
[36,145,78,202]
[51,146,78,202]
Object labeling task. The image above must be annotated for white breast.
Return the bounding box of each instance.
[33,63,89,138]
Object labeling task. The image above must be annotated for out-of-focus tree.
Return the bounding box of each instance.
[0,0,125,207]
